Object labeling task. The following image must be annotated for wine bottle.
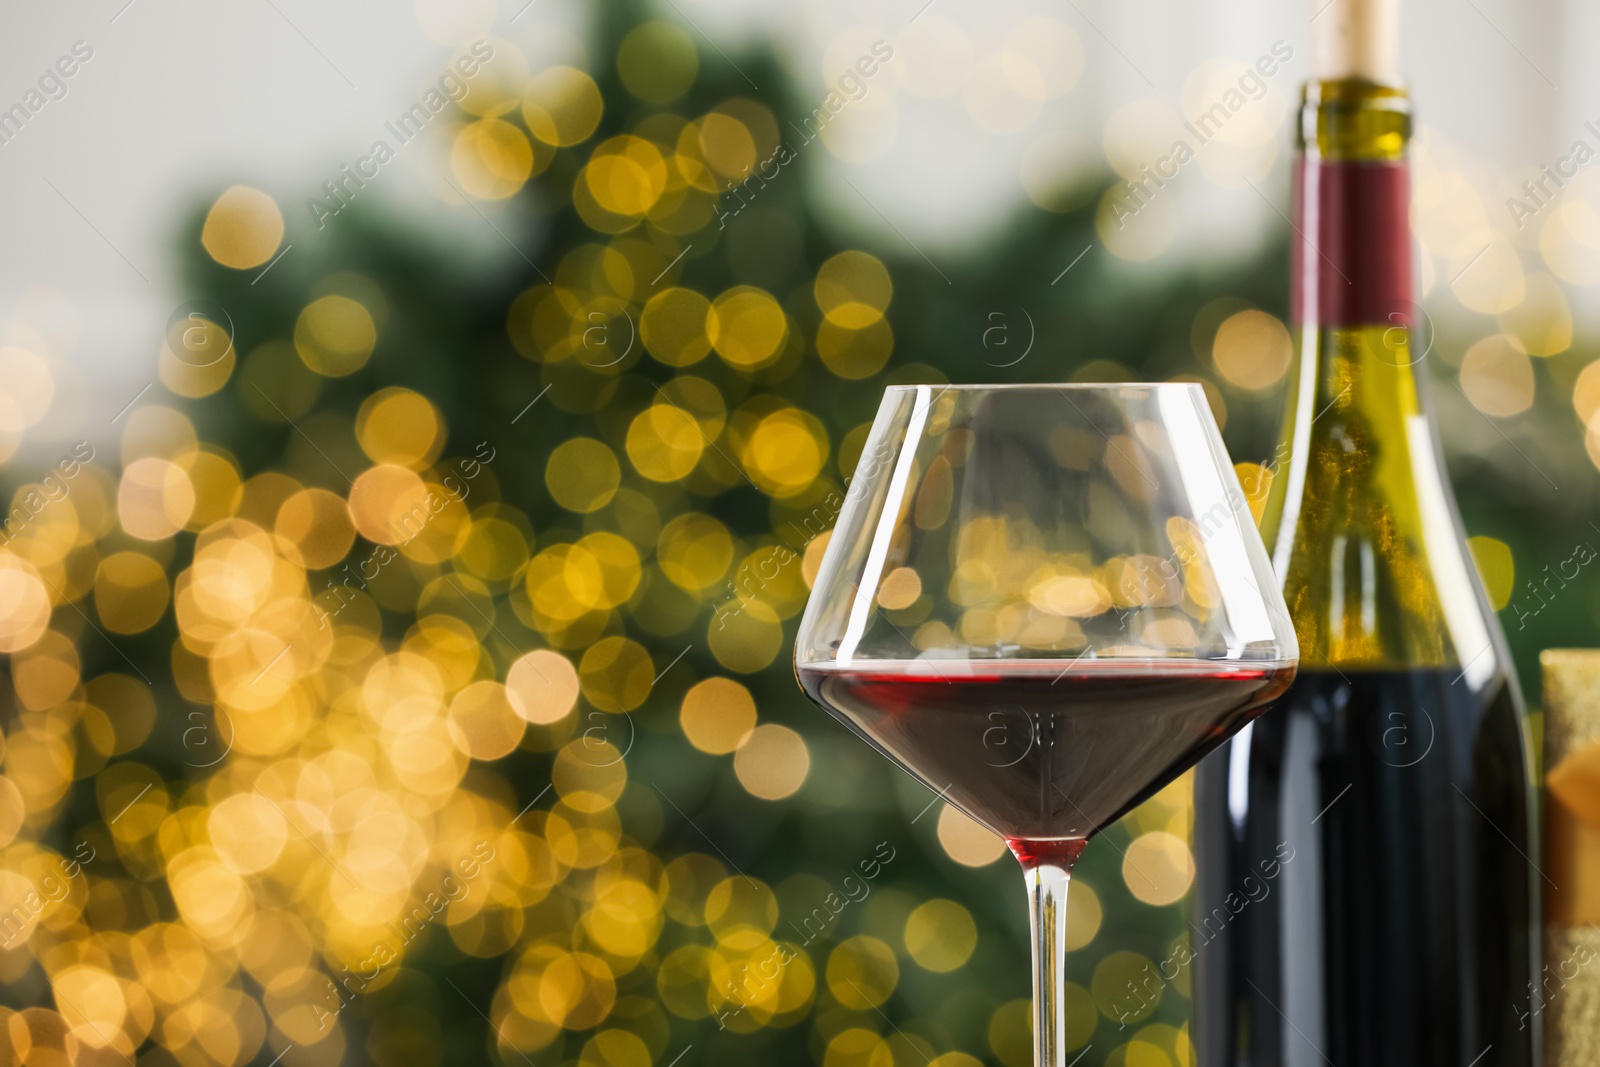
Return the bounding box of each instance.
[1191,50,1539,1067]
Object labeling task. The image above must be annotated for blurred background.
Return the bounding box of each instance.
[0,0,1594,1063]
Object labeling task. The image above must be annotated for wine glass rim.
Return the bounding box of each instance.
[795,654,1299,672]
[881,382,1202,392]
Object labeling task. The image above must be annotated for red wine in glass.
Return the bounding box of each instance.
[798,659,1294,856]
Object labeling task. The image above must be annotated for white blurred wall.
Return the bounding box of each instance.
[0,0,1586,432]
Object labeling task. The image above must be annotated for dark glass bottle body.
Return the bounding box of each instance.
[1192,80,1539,1067]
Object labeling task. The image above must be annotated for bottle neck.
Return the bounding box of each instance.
[1263,79,1499,676]
[1264,78,1424,563]
[1297,78,1411,162]
[1290,79,1413,335]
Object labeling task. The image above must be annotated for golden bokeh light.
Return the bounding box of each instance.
[94,551,170,634]
[208,793,288,874]
[679,677,757,755]
[117,457,196,541]
[554,738,627,813]
[817,318,894,380]
[1459,334,1534,417]
[0,553,51,653]
[1096,181,1178,262]
[200,186,285,270]
[294,296,378,377]
[936,804,1007,867]
[904,899,978,972]
[12,633,80,712]
[448,680,527,760]
[1122,832,1195,906]
[160,317,236,399]
[708,598,783,673]
[825,1028,892,1066]
[1235,461,1271,525]
[1066,880,1103,951]
[506,650,581,725]
[168,846,254,941]
[1575,358,1600,426]
[356,387,443,468]
[802,532,831,589]
[1499,271,1573,356]
[1541,189,1600,285]
[708,287,787,369]
[932,1056,987,1067]
[524,67,604,147]
[456,37,529,120]
[827,936,899,1009]
[347,464,430,545]
[1211,309,1292,390]
[0,777,24,844]
[1468,535,1515,611]
[584,136,671,220]
[0,346,55,434]
[458,514,530,580]
[739,408,828,498]
[452,119,536,200]
[641,288,713,367]
[626,403,707,482]
[1091,951,1161,1026]
[122,404,199,468]
[732,724,809,800]
[815,251,893,329]
[695,113,757,181]
[579,636,654,713]
[1581,413,1600,472]
[580,1029,652,1067]
[876,567,923,610]
[274,487,357,570]
[658,513,733,593]
[617,22,698,103]
[546,437,622,513]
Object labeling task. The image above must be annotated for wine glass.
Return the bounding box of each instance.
[793,384,1297,1066]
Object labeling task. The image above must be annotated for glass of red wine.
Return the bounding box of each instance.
[794,384,1297,1066]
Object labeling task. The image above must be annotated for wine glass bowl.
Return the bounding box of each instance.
[793,383,1297,1067]
[797,383,1292,669]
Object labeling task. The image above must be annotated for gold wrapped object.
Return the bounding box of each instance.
[1543,650,1600,1061]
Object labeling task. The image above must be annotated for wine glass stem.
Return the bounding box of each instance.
[1022,846,1085,1067]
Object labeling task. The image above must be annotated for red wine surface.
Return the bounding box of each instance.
[797,659,1293,845]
